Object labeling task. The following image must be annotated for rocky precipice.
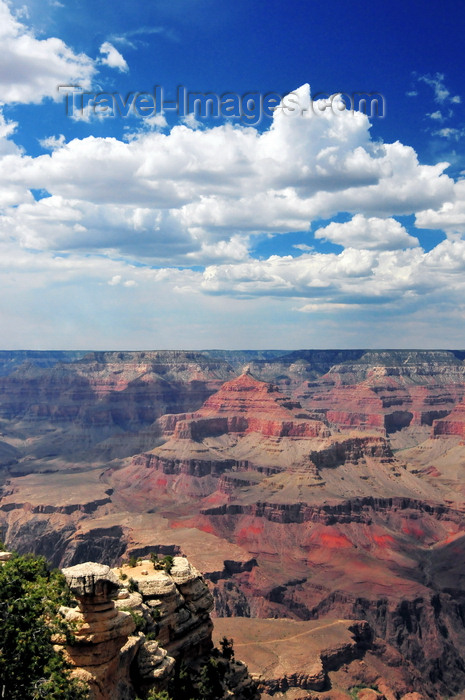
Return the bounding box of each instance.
[57,558,215,699]
[56,557,259,700]
[58,562,138,700]
[115,556,214,662]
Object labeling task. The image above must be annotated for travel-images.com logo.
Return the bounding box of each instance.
[59,85,385,125]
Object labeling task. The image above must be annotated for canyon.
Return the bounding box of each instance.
[2,349,465,697]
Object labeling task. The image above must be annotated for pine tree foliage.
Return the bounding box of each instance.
[0,550,89,700]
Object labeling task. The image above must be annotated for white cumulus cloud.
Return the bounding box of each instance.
[416,179,465,235]
[0,0,95,104]
[0,83,453,269]
[315,214,419,251]
[99,41,129,72]
[0,79,463,346]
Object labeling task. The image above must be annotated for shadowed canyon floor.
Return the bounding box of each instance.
[3,350,465,696]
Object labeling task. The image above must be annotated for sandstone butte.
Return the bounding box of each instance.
[3,351,465,696]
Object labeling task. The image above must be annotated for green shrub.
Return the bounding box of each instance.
[219,636,234,661]
[131,612,147,634]
[119,609,146,634]
[167,640,258,700]
[0,551,89,699]
[147,691,172,700]
[197,657,224,700]
[128,577,139,593]
[162,555,174,574]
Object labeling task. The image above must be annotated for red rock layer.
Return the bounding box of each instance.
[299,366,464,434]
[432,401,465,438]
[158,372,329,440]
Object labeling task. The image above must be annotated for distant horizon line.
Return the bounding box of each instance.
[1,348,465,354]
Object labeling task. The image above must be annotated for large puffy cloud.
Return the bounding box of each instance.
[21,98,453,220]
[315,214,419,250]
[0,0,95,104]
[0,84,455,266]
[0,73,463,347]
[0,194,251,264]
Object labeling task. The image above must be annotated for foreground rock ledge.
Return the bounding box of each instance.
[58,562,139,700]
[61,562,120,598]
[56,557,218,699]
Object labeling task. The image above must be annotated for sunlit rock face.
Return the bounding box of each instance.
[57,557,215,699]
[115,556,214,661]
[432,397,465,438]
[58,562,138,700]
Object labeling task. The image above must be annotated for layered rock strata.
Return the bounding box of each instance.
[300,353,465,436]
[58,562,138,700]
[158,370,330,441]
[432,398,465,438]
[5,352,465,696]
[57,558,217,699]
[115,556,214,661]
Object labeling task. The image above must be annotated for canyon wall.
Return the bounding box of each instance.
[3,350,465,697]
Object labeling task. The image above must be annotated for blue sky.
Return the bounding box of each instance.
[1,0,465,349]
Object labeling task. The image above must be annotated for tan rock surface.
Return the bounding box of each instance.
[58,562,138,700]
[115,556,214,661]
[213,617,423,698]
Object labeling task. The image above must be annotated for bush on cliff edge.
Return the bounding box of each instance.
[0,549,88,700]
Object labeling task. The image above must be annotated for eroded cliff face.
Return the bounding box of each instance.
[0,351,241,480]
[116,556,214,662]
[57,562,138,700]
[299,354,465,437]
[432,397,465,438]
[0,349,463,476]
[57,558,215,699]
[56,557,260,700]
